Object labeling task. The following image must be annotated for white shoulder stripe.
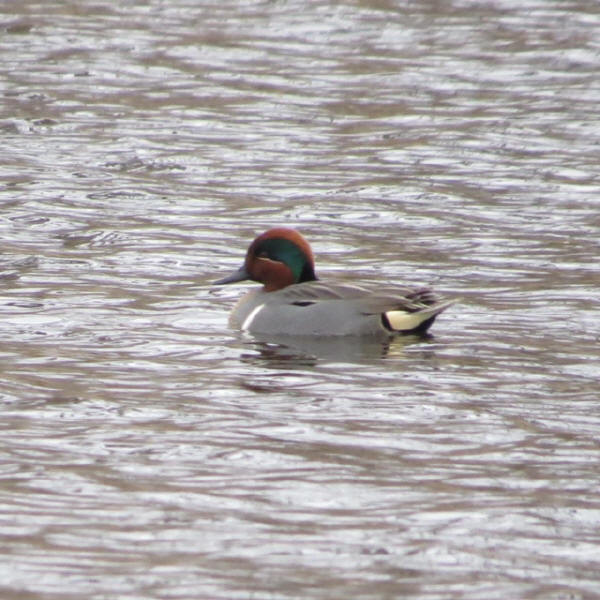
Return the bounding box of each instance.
[241,304,265,331]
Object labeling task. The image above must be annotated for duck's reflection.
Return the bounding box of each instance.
[240,331,435,366]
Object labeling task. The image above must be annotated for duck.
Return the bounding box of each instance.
[214,227,454,336]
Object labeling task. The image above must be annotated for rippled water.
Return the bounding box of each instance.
[1,1,599,598]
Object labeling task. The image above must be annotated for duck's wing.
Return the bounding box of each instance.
[273,281,454,334]
[273,281,373,303]
[276,281,445,311]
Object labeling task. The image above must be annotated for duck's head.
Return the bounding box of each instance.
[215,228,318,292]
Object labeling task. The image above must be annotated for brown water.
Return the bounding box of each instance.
[1,1,600,599]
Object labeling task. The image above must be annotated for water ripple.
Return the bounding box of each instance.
[1,1,600,599]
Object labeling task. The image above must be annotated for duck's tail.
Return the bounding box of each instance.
[383,299,455,335]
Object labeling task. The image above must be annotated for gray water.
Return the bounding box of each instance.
[1,1,599,599]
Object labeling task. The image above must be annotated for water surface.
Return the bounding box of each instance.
[1,1,599,599]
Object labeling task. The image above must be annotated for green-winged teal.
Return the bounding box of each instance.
[215,228,454,336]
